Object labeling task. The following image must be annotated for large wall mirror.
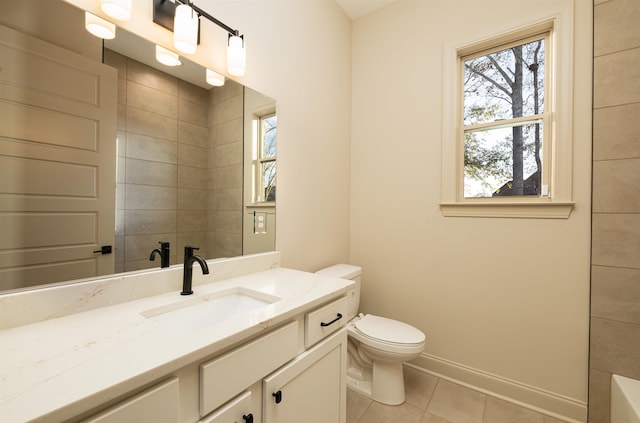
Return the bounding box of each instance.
[0,0,276,292]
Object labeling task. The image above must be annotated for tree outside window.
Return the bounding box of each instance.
[462,35,546,198]
[258,113,276,202]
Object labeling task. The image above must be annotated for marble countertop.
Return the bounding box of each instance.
[0,268,354,423]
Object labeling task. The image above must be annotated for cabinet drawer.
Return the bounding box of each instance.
[200,391,252,423]
[83,378,179,423]
[305,296,348,347]
[200,321,299,416]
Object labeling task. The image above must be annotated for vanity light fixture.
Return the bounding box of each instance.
[153,0,246,76]
[155,45,182,67]
[100,0,132,21]
[227,34,246,77]
[206,69,225,86]
[85,12,116,39]
[173,3,199,54]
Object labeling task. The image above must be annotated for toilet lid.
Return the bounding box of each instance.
[354,314,425,345]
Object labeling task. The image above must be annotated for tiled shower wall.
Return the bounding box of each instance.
[106,50,243,272]
[589,0,640,421]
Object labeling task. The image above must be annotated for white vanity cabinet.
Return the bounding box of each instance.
[262,329,347,423]
[198,296,350,423]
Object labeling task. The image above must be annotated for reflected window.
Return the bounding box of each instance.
[253,113,276,202]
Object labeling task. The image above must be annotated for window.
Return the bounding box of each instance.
[440,9,575,218]
[252,113,276,202]
[463,35,547,198]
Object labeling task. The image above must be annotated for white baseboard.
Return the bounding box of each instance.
[408,353,588,423]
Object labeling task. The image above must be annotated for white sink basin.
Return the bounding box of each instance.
[141,287,280,334]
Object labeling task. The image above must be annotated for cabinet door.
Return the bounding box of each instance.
[263,330,346,423]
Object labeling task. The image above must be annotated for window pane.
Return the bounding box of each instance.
[464,123,543,198]
[262,161,276,201]
[463,38,545,126]
[261,115,277,159]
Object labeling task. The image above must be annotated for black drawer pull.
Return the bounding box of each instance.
[273,390,282,404]
[243,414,253,423]
[320,313,343,327]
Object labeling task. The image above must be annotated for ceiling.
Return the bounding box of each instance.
[335,0,399,20]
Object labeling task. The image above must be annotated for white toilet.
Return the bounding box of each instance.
[316,264,426,406]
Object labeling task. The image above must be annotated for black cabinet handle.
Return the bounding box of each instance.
[93,245,112,254]
[272,390,282,404]
[320,313,343,327]
[243,413,253,423]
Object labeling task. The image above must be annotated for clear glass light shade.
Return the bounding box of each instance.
[85,12,115,39]
[100,0,132,21]
[155,45,181,67]
[174,4,198,54]
[227,35,246,76]
[206,69,225,86]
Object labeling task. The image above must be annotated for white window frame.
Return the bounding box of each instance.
[440,5,575,219]
[252,112,276,204]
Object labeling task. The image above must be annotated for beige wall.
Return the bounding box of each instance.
[350,0,592,421]
[589,0,640,421]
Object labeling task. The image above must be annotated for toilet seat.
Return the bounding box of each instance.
[349,314,425,354]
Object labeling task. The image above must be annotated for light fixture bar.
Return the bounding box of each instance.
[154,0,242,40]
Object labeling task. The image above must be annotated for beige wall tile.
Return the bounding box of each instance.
[212,164,243,189]
[117,103,126,131]
[127,81,178,118]
[592,265,640,324]
[214,188,243,211]
[126,133,177,164]
[590,317,640,378]
[179,97,208,126]
[103,49,127,80]
[124,233,176,261]
[212,232,242,258]
[177,188,207,210]
[212,118,243,146]
[593,103,640,160]
[177,210,207,233]
[210,80,243,105]
[126,59,178,95]
[127,107,178,141]
[216,141,243,167]
[594,0,640,57]
[178,143,208,168]
[115,209,124,236]
[594,48,640,108]
[178,166,208,189]
[209,94,243,126]
[592,213,640,268]
[178,121,209,148]
[179,80,208,106]
[593,159,640,212]
[125,158,177,187]
[588,368,611,423]
[114,235,124,264]
[211,210,242,234]
[125,210,177,235]
[125,184,177,210]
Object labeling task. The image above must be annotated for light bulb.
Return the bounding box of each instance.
[227,35,246,76]
[155,45,181,67]
[206,69,225,86]
[100,0,132,21]
[85,12,115,39]
[174,4,198,54]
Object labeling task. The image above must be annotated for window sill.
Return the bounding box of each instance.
[439,201,574,219]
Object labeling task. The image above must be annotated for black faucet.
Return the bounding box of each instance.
[149,242,171,268]
[181,246,209,295]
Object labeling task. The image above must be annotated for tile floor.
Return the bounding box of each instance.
[346,366,567,423]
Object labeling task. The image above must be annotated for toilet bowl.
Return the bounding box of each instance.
[315,264,426,405]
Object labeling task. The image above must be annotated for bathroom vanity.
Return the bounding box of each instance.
[0,253,356,423]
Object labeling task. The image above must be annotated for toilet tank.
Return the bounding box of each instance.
[316,264,361,320]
